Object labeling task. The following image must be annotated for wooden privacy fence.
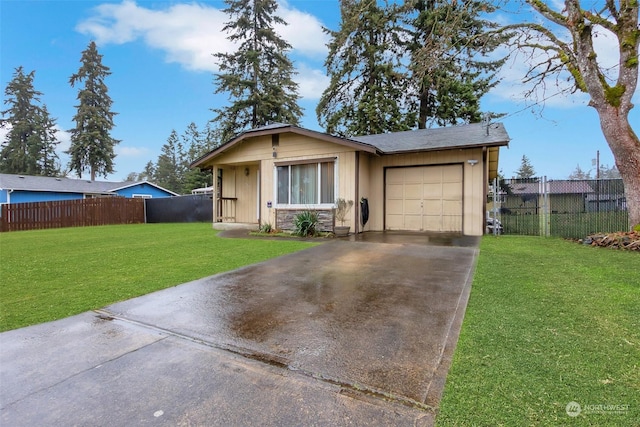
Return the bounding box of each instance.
[0,197,145,232]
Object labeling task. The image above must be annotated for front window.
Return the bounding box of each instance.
[277,161,335,205]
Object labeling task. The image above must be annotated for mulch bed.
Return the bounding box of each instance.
[578,231,640,251]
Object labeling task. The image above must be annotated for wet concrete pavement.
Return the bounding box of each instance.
[1,232,479,426]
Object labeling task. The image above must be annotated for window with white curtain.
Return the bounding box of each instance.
[276,161,335,205]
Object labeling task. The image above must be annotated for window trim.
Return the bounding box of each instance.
[274,159,337,208]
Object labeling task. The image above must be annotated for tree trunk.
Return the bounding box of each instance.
[595,105,640,229]
[418,87,428,129]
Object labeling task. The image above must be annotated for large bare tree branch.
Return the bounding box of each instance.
[493,0,640,229]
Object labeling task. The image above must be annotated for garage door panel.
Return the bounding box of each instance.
[387,183,404,199]
[387,199,404,215]
[405,168,423,183]
[405,215,423,230]
[423,183,443,199]
[404,184,422,199]
[442,166,462,181]
[422,167,441,183]
[442,200,462,215]
[386,168,403,182]
[443,182,462,198]
[423,199,442,212]
[404,200,422,214]
[441,217,462,232]
[386,215,404,230]
[423,215,443,230]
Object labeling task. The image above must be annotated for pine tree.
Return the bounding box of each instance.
[1,67,61,175]
[180,122,215,194]
[317,0,414,137]
[568,164,589,180]
[154,130,184,194]
[408,0,506,128]
[139,161,156,181]
[599,165,621,179]
[67,41,119,180]
[213,0,302,142]
[32,105,61,176]
[516,155,536,179]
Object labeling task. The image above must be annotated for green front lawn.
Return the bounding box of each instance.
[0,223,314,332]
[437,236,639,426]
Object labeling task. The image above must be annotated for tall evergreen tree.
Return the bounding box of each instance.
[568,164,589,180]
[1,67,60,175]
[139,161,156,181]
[516,155,536,179]
[67,41,119,181]
[408,0,506,128]
[317,0,414,137]
[32,105,61,176]
[154,130,184,194]
[180,122,215,194]
[213,0,302,141]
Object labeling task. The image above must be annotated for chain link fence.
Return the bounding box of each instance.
[488,177,628,238]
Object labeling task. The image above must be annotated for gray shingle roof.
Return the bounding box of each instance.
[0,174,138,194]
[352,122,509,153]
[509,180,595,195]
[192,122,510,168]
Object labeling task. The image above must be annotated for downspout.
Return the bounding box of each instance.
[483,147,488,233]
[257,163,261,227]
[354,151,360,234]
[214,166,219,225]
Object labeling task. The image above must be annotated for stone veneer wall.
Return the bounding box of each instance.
[275,209,335,232]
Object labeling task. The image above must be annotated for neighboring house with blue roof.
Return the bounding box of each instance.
[0,174,179,205]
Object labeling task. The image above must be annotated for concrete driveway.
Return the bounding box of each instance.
[1,232,479,426]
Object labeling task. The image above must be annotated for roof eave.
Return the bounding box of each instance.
[191,125,381,168]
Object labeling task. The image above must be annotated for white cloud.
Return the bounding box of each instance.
[295,63,329,100]
[76,0,329,75]
[55,126,71,153]
[116,146,151,157]
[0,124,9,144]
[277,2,330,58]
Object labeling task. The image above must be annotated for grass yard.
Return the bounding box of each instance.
[437,236,639,426]
[0,223,314,332]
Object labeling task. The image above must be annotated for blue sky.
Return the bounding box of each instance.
[1,0,637,181]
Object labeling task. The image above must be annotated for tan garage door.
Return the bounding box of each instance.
[385,165,463,232]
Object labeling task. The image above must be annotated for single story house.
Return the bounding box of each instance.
[191,122,510,236]
[0,173,179,205]
[502,180,597,214]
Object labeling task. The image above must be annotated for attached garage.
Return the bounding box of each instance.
[385,165,463,232]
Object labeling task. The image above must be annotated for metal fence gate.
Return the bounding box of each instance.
[488,177,628,238]
[145,194,213,223]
